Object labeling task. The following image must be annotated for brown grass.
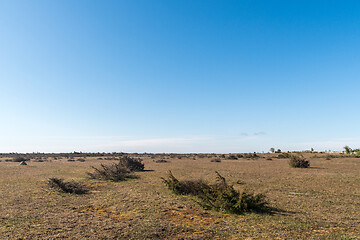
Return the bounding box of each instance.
[0,153,359,239]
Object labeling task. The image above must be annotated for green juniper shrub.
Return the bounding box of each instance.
[162,171,268,214]
[47,178,89,194]
[119,156,144,171]
[162,171,210,196]
[87,162,135,181]
[211,158,222,162]
[289,154,310,168]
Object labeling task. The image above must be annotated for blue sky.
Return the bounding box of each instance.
[1,0,360,153]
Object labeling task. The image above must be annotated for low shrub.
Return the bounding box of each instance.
[162,171,268,214]
[47,178,89,194]
[278,153,291,158]
[227,155,238,160]
[76,158,86,162]
[12,156,29,162]
[243,153,258,159]
[289,154,310,168]
[155,159,169,163]
[33,158,45,162]
[87,162,135,181]
[162,172,210,196]
[211,158,222,162]
[120,156,144,171]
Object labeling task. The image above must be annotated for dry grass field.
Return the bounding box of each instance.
[0,153,359,239]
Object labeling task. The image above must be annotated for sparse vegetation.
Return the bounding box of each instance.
[344,145,352,154]
[87,161,135,181]
[277,152,291,158]
[289,154,310,168]
[210,158,222,162]
[12,156,28,162]
[119,156,144,171]
[47,177,89,194]
[154,159,169,163]
[162,172,210,196]
[162,171,268,214]
[1,152,360,239]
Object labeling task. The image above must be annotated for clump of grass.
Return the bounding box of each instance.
[162,171,268,214]
[87,162,135,181]
[47,178,89,194]
[289,154,310,168]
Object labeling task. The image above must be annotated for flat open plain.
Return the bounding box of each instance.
[0,154,359,239]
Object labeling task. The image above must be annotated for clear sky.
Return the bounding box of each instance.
[1,0,360,153]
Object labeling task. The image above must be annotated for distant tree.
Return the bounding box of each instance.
[275,149,282,153]
[311,148,314,152]
[344,146,352,154]
[270,148,275,153]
